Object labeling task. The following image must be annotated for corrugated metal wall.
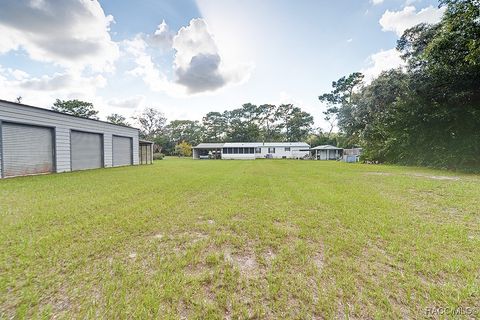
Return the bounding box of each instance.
[0,100,140,178]
[2,122,54,177]
[112,136,132,166]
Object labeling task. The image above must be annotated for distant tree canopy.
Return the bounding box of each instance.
[150,103,314,155]
[318,0,480,170]
[52,99,99,119]
[132,107,167,141]
[202,103,314,143]
[106,113,130,126]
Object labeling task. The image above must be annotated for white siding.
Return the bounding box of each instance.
[0,100,139,178]
[221,153,255,160]
[254,146,309,159]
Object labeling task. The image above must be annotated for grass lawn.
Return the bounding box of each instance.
[1,158,479,319]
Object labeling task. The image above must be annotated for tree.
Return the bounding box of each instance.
[132,108,167,140]
[174,141,193,157]
[225,106,262,142]
[285,107,314,142]
[160,120,203,154]
[106,113,130,126]
[52,99,99,119]
[318,73,364,141]
[257,104,280,141]
[318,0,480,170]
[165,120,203,145]
[202,111,228,142]
[16,96,22,104]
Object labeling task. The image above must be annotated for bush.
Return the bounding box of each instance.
[153,153,165,160]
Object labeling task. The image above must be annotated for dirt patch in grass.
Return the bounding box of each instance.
[177,299,189,320]
[263,248,277,265]
[365,171,461,182]
[408,173,460,181]
[152,233,164,240]
[224,247,259,278]
[274,220,300,236]
[365,172,394,176]
[312,243,325,274]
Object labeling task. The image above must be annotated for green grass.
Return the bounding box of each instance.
[1,158,479,319]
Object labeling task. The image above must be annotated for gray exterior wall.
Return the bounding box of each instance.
[0,100,139,177]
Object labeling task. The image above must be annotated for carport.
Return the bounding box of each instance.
[192,143,224,159]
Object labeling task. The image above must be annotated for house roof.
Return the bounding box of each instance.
[311,145,343,150]
[223,142,310,148]
[193,142,310,149]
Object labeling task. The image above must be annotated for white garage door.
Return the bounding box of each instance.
[71,131,103,171]
[112,136,132,167]
[1,122,54,177]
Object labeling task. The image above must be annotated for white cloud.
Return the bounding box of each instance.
[379,5,446,36]
[0,0,119,72]
[347,38,353,43]
[108,96,145,109]
[123,36,182,94]
[125,18,252,95]
[361,48,405,82]
[0,64,109,115]
[371,0,384,5]
[173,19,251,93]
[19,73,107,91]
[149,20,174,50]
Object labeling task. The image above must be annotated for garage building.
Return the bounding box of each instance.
[0,99,142,178]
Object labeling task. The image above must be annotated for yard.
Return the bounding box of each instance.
[1,158,479,319]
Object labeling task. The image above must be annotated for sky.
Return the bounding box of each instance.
[0,0,445,130]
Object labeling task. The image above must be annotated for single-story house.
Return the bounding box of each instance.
[301,145,343,160]
[0,99,153,178]
[192,142,310,160]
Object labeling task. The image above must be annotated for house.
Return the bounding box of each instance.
[0,99,153,178]
[304,145,343,160]
[192,142,310,160]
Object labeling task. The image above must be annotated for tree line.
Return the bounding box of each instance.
[50,100,323,156]
[319,0,479,170]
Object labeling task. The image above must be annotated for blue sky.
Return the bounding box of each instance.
[0,0,445,129]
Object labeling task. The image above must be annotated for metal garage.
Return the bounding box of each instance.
[112,135,132,167]
[1,122,54,177]
[71,131,103,171]
[0,99,144,178]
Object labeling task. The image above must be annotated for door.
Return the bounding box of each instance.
[2,122,54,177]
[71,131,103,171]
[112,136,132,167]
[320,150,327,160]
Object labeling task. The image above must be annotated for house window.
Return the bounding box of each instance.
[268,147,275,153]
[250,148,255,154]
[285,147,291,152]
[255,147,261,154]
[228,148,233,154]
[233,148,239,154]
[239,148,244,154]
[223,148,227,153]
